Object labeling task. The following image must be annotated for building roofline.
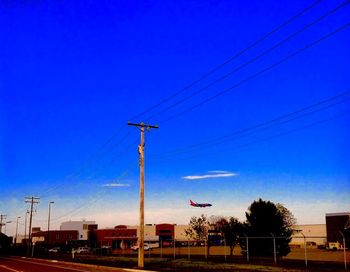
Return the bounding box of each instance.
[326,212,350,217]
[293,224,325,227]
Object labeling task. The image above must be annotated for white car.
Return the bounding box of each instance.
[48,247,60,253]
[131,243,150,251]
[75,247,90,254]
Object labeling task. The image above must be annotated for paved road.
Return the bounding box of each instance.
[0,256,151,272]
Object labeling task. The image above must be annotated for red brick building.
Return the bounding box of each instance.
[32,230,78,246]
[95,225,137,249]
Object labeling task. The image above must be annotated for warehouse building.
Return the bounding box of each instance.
[326,212,350,248]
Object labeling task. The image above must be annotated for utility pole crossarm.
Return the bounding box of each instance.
[127,122,159,129]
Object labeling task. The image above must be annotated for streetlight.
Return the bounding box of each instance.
[15,217,21,244]
[295,229,307,268]
[47,201,54,246]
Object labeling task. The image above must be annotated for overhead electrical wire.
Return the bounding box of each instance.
[147,0,349,123]
[156,19,350,124]
[150,91,350,159]
[128,0,322,123]
[37,0,331,199]
[16,1,348,221]
[154,111,350,164]
[35,166,134,223]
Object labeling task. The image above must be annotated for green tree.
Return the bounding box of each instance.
[185,214,208,242]
[211,216,243,256]
[244,198,296,257]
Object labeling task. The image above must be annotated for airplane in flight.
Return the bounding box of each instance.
[190,200,212,208]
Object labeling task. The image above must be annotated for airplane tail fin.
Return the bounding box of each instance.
[190,200,194,205]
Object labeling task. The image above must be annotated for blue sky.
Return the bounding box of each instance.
[1,0,349,235]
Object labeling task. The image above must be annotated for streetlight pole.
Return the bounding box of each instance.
[15,217,21,244]
[339,231,347,271]
[47,201,54,246]
[296,229,308,268]
[301,232,307,268]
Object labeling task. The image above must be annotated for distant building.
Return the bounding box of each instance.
[95,225,137,249]
[291,224,326,246]
[0,232,12,254]
[32,230,78,245]
[60,220,97,240]
[156,224,174,242]
[326,212,350,247]
[175,225,188,240]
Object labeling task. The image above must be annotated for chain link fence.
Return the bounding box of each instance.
[98,236,348,270]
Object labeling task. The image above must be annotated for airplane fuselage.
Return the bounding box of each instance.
[190,200,212,208]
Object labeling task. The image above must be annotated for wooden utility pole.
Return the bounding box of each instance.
[15,216,21,244]
[24,210,29,241]
[47,201,54,245]
[0,214,7,233]
[25,196,40,255]
[128,122,158,269]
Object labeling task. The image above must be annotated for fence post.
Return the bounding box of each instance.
[188,240,190,260]
[224,237,227,261]
[244,234,249,262]
[160,239,163,259]
[271,234,276,264]
[339,231,347,271]
[301,232,307,269]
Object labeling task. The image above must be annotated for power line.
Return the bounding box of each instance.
[42,162,136,223]
[128,0,322,122]
[40,21,350,222]
[157,20,350,124]
[150,91,350,159]
[154,111,350,164]
[34,0,329,201]
[146,1,349,122]
[40,127,134,199]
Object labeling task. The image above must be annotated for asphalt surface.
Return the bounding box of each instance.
[0,256,151,272]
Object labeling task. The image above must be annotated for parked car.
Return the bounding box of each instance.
[75,247,90,254]
[48,247,60,253]
[131,242,159,251]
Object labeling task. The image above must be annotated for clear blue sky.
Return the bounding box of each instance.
[1,0,349,234]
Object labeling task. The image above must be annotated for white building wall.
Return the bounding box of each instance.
[60,220,95,240]
[291,224,326,246]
